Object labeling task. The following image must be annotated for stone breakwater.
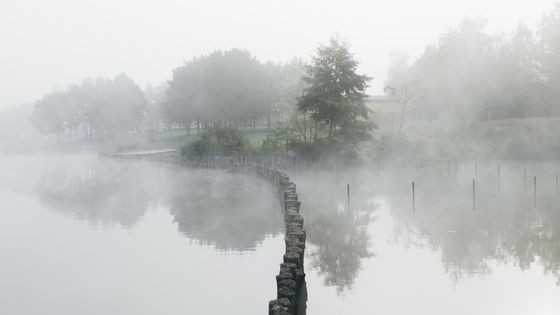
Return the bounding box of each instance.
[230,164,307,315]
[110,152,308,314]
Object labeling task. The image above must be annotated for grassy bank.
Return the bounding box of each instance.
[364,117,560,162]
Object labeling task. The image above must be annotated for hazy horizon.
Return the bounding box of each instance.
[1,0,557,109]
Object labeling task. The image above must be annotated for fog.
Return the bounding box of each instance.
[1,0,557,108]
[0,153,284,314]
[2,1,560,314]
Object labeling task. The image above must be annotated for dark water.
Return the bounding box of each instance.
[294,161,560,315]
[0,153,283,315]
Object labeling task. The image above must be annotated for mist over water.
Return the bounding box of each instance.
[291,163,560,314]
[2,1,560,313]
[3,155,560,314]
[0,153,283,315]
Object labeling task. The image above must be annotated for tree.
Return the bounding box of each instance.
[296,36,373,156]
[30,90,72,141]
[384,52,421,136]
[163,49,285,132]
[110,73,147,134]
[143,82,167,131]
[31,74,146,141]
[538,3,560,110]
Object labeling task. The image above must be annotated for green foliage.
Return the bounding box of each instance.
[298,37,373,145]
[182,125,252,157]
[267,36,374,159]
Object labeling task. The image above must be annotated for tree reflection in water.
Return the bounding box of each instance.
[35,159,283,252]
[389,177,560,285]
[294,171,377,294]
[36,162,156,228]
[167,172,283,251]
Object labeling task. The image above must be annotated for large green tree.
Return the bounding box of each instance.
[297,37,373,153]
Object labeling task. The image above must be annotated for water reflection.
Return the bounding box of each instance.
[387,167,560,285]
[36,165,155,227]
[295,164,560,298]
[34,157,283,251]
[295,172,377,294]
[168,173,283,251]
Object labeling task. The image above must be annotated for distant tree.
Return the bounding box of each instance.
[163,49,302,133]
[491,23,541,118]
[143,82,167,131]
[538,3,560,109]
[164,49,267,131]
[384,52,421,136]
[273,59,307,123]
[30,90,72,142]
[296,36,373,156]
[110,73,147,134]
[31,74,146,141]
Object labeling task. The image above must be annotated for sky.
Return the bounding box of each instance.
[0,0,557,109]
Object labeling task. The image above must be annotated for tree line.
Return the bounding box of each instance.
[162,49,305,133]
[30,50,305,141]
[184,38,374,159]
[31,74,146,141]
[385,4,560,124]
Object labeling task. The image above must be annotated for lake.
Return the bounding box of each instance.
[3,155,560,314]
[294,161,560,315]
[0,153,283,315]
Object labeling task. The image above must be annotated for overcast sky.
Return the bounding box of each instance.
[0,0,557,109]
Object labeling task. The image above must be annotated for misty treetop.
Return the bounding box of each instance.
[162,49,305,132]
[385,4,560,123]
[31,74,147,141]
[29,50,305,143]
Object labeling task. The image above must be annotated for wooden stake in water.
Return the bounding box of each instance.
[412,181,415,214]
[524,168,527,190]
[347,184,350,212]
[534,176,537,208]
[556,174,559,194]
[472,179,476,211]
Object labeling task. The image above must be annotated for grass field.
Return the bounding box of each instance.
[112,128,271,152]
[366,117,560,162]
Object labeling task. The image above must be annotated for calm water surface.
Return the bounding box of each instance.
[4,154,560,315]
[0,153,283,315]
[294,161,560,315]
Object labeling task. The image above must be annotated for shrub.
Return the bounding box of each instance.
[182,125,252,157]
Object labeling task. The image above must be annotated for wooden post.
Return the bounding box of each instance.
[534,176,537,208]
[473,179,476,211]
[347,184,350,213]
[412,181,415,214]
